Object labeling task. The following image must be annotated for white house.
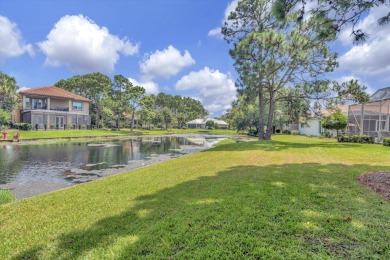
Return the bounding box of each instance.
[298,105,349,137]
[186,118,228,129]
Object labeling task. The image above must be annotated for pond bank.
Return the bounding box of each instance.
[1,134,240,199]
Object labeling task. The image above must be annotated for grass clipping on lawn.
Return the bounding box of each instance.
[358,172,390,200]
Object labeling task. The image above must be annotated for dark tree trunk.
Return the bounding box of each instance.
[130,109,135,132]
[96,106,101,129]
[265,93,275,140]
[117,114,121,130]
[258,89,265,140]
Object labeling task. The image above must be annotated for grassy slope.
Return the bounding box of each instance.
[1,135,389,259]
[5,128,239,140]
[0,190,14,205]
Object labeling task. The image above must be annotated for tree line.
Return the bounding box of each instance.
[0,71,208,130]
[56,73,208,130]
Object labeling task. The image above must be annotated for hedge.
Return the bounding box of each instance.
[383,138,390,146]
[338,135,375,144]
[14,123,32,131]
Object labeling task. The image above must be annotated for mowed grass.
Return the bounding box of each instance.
[5,128,239,140]
[0,190,14,205]
[1,135,389,258]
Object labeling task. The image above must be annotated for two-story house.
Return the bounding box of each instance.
[17,86,91,129]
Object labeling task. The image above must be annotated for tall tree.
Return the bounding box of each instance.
[160,107,173,130]
[55,72,112,128]
[0,72,19,113]
[272,0,390,44]
[223,0,338,139]
[110,75,133,130]
[128,85,145,131]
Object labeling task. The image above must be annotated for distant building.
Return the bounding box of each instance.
[15,86,91,129]
[299,105,349,137]
[186,118,228,129]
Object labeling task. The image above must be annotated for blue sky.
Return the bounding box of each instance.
[1,0,389,115]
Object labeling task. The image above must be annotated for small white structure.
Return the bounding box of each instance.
[186,118,228,129]
[299,118,322,136]
[299,105,349,136]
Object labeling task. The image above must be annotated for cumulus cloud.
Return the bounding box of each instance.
[338,7,390,80]
[175,67,236,115]
[38,14,139,73]
[128,77,159,95]
[0,16,34,61]
[140,45,195,79]
[208,27,223,38]
[208,0,238,38]
[18,86,31,92]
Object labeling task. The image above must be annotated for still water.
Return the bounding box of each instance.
[0,135,225,199]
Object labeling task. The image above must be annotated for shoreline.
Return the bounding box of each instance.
[1,134,239,200]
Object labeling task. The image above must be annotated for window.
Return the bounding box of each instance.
[73,102,83,110]
[25,97,31,108]
[32,98,46,109]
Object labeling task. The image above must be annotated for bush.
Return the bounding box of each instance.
[14,123,32,131]
[275,129,281,133]
[247,129,258,136]
[321,131,332,138]
[282,130,291,135]
[291,130,299,135]
[383,138,390,146]
[338,135,374,144]
[359,135,375,144]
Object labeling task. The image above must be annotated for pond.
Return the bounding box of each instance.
[0,135,226,199]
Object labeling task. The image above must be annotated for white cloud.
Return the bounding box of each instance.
[339,7,390,80]
[208,0,238,38]
[0,16,34,61]
[208,27,223,38]
[140,45,195,79]
[38,14,139,73]
[175,67,236,115]
[17,86,30,92]
[128,77,159,95]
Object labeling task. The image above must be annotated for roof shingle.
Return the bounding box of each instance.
[19,86,91,102]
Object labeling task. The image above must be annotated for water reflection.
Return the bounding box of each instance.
[0,135,224,199]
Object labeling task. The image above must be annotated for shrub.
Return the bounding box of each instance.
[282,130,291,135]
[14,123,32,131]
[383,138,390,146]
[247,129,258,136]
[275,129,281,133]
[351,135,360,143]
[291,130,299,135]
[321,131,332,138]
[359,135,375,144]
[338,135,374,144]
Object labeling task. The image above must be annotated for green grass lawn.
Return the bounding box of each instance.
[4,128,239,140]
[1,135,389,258]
